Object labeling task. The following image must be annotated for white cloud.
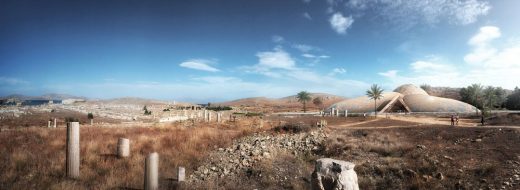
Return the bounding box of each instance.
[272,35,285,43]
[378,70,398,78]
[329,68,347,76]
[256,48,296,70]
[0,77,29,85]
[292,44,315,52]
[303,12,312,20]
[345,0,490,30]
[302,53,316,58]
[329,12,354,34]
[380,26,520,89]
[464,26,501,63]
[410,61,454,73]
[179,59,220,72]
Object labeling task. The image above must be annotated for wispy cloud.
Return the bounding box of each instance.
[272,35,285,43]
[303,12,312,20]
[329,68,347,76]
[329,12,354,34]
[378,70,398,78]
[179,59,220,72]
[464,26,500,64]
[344,0,490,30]
[380,26,520,89]
[0,77,29,85]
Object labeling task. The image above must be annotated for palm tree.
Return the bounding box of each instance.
[296,91,312,113]
[366,84,384,117]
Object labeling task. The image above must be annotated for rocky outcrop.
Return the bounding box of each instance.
[311,158,359,190]
[189,129,326,182]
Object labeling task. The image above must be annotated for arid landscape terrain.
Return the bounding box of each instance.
[1,97,520,189]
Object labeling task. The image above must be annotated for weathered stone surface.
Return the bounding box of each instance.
[311,158,359,190]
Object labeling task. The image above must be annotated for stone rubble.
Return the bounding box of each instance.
[189,128,327,182]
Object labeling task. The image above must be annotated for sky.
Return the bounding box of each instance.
[1,0,520,102]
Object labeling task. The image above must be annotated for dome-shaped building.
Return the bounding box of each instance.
[327,84,477,114]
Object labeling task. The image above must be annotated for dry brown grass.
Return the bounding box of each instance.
[0,120,264,189]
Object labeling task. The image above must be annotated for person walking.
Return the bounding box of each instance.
[455,114,459,126]
[481,115,485,126]
[450,114,455,126]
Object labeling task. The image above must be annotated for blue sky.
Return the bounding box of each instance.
[1,0,520,102]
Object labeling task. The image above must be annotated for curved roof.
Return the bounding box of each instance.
[403,94,477,113]
[328,92,401,113]
[327,84,478,113]
[393,84,428,96]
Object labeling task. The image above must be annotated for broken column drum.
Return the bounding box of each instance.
[117,138,130,158]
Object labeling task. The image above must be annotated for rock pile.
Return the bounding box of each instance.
[189,129,327,182]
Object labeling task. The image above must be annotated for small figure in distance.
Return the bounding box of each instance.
[450,114,455,126]
[481,115,485,126]
[455,114,459,126]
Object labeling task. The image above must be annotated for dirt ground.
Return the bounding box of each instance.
[1,113,520,189]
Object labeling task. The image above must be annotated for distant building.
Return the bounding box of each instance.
[328,84,478,114]
[62,99,86,105]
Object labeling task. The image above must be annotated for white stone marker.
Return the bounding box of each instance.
[117,138,130,158]
[331,108,335,117]
[208,112,212,122]
[144,152,159,190]
[66,122,80,179]
[178,167,185,182]
[48,120,51,128]
[204,110,208,121]
[53,118,57,128]
[217,113,221,123]
[345,110,348,117]
[311,158,359,190]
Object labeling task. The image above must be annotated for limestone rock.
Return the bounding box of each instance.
[311,158,359,190]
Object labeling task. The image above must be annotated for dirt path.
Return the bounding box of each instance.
[327,116,520,130]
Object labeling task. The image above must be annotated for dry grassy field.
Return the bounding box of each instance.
[1,114,520,189]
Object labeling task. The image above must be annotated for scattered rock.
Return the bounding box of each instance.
[189,129,326,182]
[404,169,418,178]
[435,172,444,180]
[311,158,359,190]
[416,144,426,149]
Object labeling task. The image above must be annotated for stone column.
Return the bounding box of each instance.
[117,138,130,158]
[66,122,80,179]
[217,113,221,123]
[204,110,208,121]
[178,167,185,182]
[208,112,212,122]
[345,110,348,117]
[144,152,159,190]
[331,108,335,117]
[53,118,57,128]
[48,120,51,128]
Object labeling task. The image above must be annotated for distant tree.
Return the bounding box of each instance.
[163,108,170,112]
[482,86,507,109]
[296,91,312,113]
[312,97,323,109]
[420,84,432,93]
[460,84,484,110]
[87,113,94,120]
[143,105,152,115]
[207,102,211,107]
[366,84,384,117]
[506,87,520,110]
[87,112,94,125]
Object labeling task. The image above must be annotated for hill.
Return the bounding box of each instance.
[216,93,347,112]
